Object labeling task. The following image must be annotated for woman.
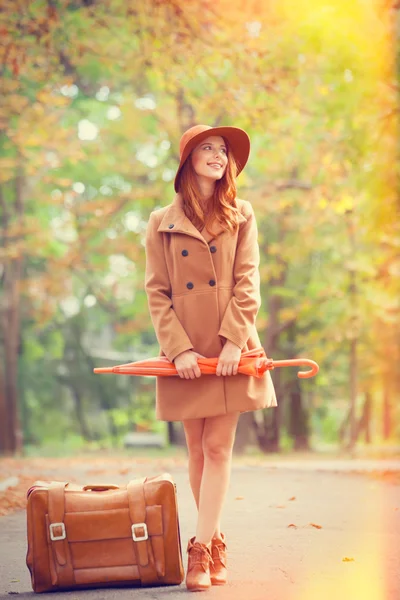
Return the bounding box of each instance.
[144,124,277,592]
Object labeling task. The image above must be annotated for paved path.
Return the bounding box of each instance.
[0,459,399,600]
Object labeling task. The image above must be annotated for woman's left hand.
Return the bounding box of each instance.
[216,340,241,376]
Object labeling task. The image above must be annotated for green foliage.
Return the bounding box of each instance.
[0,0,398,453]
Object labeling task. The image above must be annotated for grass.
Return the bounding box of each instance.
[18,437,400,461]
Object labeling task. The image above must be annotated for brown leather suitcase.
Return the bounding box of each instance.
[26,473,184,592]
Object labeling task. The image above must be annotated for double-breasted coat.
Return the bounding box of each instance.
[144,193,277,421]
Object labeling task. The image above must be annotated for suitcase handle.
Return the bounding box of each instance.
[82,484,120,491]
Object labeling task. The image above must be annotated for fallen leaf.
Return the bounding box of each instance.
[0,453,190,517]
[0,474,49,516]
[368,471,400,485]
[235,496,244,500]
[342,557,355,562]
[276,505,286,509]
[288,496,296,501]
[309,523,322,529]
[288,523,297,529]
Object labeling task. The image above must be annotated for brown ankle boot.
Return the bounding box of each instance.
[210,533,227,585]
[186,537,213,592]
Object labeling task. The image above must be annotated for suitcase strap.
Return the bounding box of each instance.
[127,479,159,584]
[47,482,75,588]
[47,479,159,588]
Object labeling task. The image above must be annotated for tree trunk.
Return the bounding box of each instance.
[354,391,372,444]
[287,322,310,450]
[167,422,177,445]
[251,367,281,452]
[290,380,310,450]
[18,357,35,445]
[3,287,23,454]
[382,382,391,440]
[364,392,372,444]
[233,411,255,453]
[0,366,9,452]
[339,408,351,445]
[250,216,288,453]
[347,209,358,450]
[0,171,24,455]
[348,336,358,449]
[70,384,92,441]
[168,422,186,446]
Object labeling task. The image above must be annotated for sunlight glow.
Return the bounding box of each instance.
[78,119,98,141]
[135,95,156,110]
[60,84,78,98]
[107,106,121,120]
[72,182,85,194]
[96,86,110,101]
[108,254,134,277]
[60,296,80,318]
[83,295,97,308]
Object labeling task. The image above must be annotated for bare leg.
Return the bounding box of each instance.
[195,412,240,545]
[182,417,220,539]
[182,418,205,510]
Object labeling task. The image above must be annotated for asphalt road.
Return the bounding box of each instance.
[0,460,399,600]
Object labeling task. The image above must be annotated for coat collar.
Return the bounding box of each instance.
[157,193,247,244]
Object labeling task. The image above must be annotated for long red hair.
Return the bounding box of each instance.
[177,140,242,237]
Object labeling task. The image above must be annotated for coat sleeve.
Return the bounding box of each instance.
[217,203,262,350]
[144,211,194,363]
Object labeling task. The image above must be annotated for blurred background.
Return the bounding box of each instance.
[0,0,399,457]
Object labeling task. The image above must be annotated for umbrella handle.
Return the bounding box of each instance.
[268,358,319,379]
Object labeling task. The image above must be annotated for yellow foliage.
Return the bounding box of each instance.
[280,308,298,322]
[268,243,281,256]
[0,158,17,169]
[0,0,397,424]
[318,197,328,209]
[3,94,29,113]
[335,194,354,214]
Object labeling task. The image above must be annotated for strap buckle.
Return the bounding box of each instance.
[131,522,148,542]
[49,522,66,541]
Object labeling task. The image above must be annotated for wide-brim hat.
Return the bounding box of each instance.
[174,124,250,192]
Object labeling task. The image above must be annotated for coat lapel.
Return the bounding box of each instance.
[157,193,246,244]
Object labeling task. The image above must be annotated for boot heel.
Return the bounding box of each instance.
[210,533,227,585]
[186,537,214,592]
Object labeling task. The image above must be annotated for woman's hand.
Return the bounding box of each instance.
[174,350,205,379]
[216,340,241,376]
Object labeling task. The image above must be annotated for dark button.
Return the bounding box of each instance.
[186,282,194,290]
[209,279,216,287]
[210,245,217,253]
[182,249,188,256]
[168,223,174,229]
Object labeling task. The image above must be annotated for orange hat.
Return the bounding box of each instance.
[174,124,250,192]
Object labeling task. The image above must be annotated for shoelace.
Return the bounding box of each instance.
[212,543,226,563]
[188,546,214,571]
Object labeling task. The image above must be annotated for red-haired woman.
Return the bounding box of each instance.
[144,125,277,591]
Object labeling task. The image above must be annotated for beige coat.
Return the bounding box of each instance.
[144,193,277,421]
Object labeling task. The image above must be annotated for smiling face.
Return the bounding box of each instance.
[190,135,228,183]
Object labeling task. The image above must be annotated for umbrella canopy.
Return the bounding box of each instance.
[94,347,319,379]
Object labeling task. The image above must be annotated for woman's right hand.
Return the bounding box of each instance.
[173,350,204,379]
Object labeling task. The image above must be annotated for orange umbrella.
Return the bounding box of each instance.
[94,347,319,379]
